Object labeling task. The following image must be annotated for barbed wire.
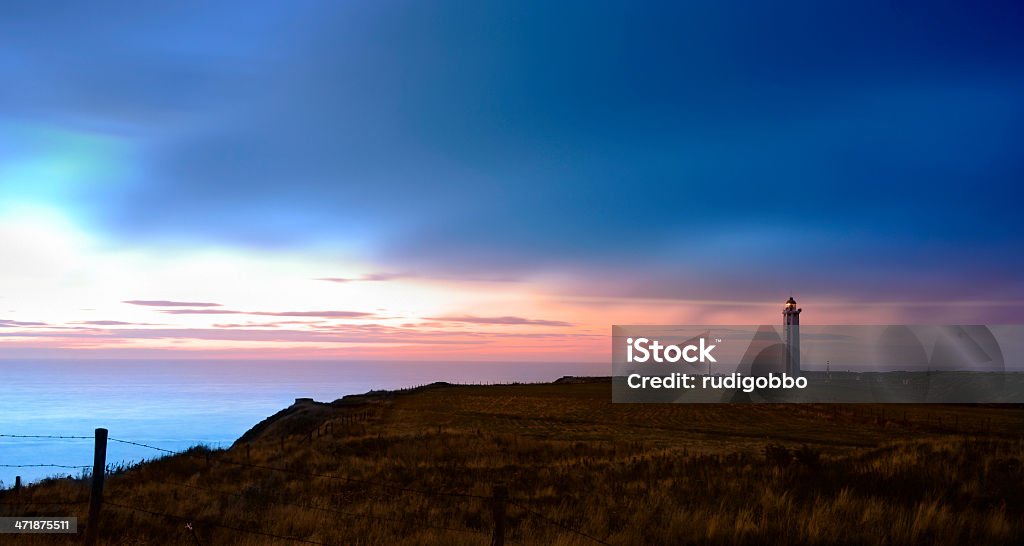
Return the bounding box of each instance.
[0,434,93,439]
[2,434,487,501]
[0,464,90,469]
[108,437,178,454]
[107,436,489,500]
[2,432,606,543]
[510,500,613,546]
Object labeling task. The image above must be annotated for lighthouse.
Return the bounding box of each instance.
[783,296,801,375]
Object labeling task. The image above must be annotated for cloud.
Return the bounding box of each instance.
[0,326,484,345]
[158,309,238,315]
[428,315,573,327]
[0,323,601,345]
[212,320,322,328]
[74,320,154,326]
[0,319,48,327]
[124,300,222,307]
[160,309,373,318]
[4,2,1024,309]
[70,1,1021,287]
[316,273,406,283]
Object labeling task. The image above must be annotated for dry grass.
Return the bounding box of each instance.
[2,381,1022,545]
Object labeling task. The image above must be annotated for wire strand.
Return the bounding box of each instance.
[2,434,605,544]
[0,434,93,439]
[0,464,91,469]
[108,437,489,500]
[108,437,179,454]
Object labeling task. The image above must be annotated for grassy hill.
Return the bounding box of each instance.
[3,379,1023,545]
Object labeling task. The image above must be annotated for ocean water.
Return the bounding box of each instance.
[0,359,604,485]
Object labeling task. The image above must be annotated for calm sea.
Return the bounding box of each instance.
[0,359,604,485]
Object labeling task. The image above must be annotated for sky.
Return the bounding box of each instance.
[2,1,1023,361]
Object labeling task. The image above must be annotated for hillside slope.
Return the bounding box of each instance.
[3,380,1023,545]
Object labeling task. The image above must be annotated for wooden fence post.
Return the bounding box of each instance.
[85,427,108,546]
[491,484,508,546]
[14,476,20,496]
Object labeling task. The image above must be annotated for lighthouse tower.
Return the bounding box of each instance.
[783,296,802,375]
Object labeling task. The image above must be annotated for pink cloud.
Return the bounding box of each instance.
[74,320,155,326]
[428,315,573,327]
[160,309,373,318]
[124,300,222,307]
[0,319,48,327]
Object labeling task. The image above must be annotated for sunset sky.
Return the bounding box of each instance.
[2,2,1023,361]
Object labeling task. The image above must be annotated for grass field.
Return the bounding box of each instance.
[2,379,1022,545]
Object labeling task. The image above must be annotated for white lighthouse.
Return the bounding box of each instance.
[783,296,801,375]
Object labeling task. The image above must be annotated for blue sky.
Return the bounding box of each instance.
[1,2,1023,359]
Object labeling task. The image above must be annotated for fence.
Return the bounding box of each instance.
[0,429,612,546]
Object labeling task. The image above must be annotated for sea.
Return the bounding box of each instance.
[0,359,605,485]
